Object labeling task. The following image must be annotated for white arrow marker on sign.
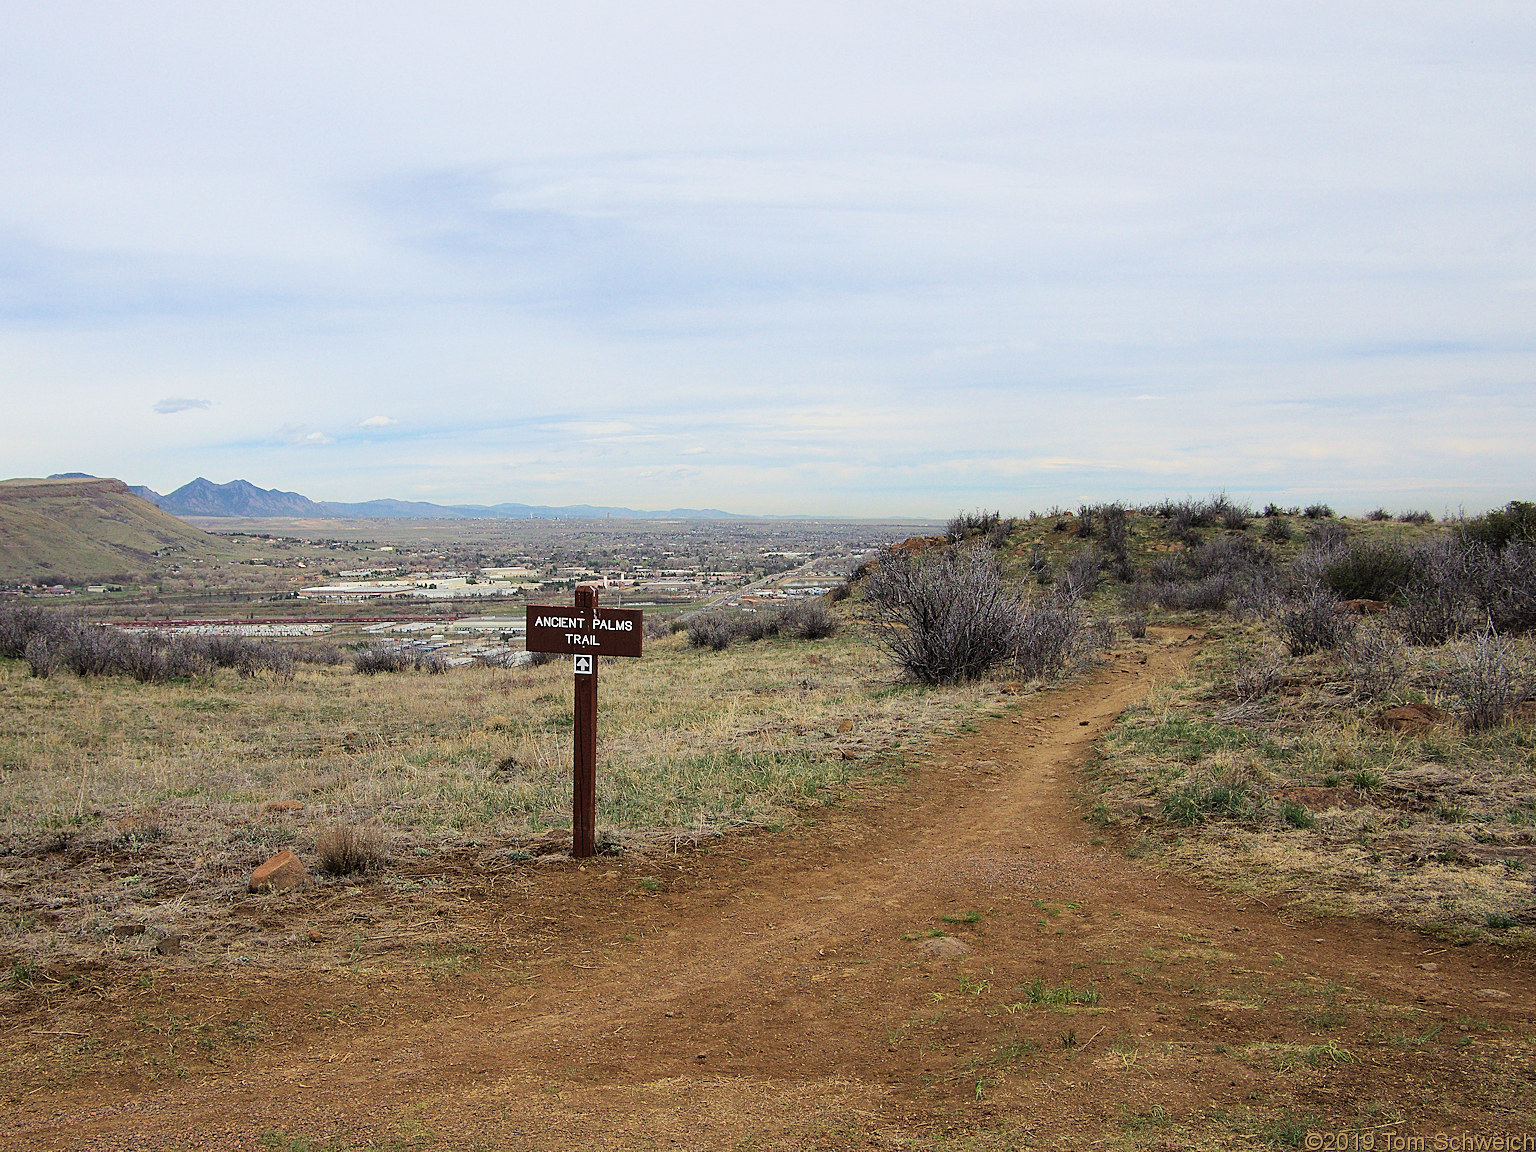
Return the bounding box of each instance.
[574,655,594,675]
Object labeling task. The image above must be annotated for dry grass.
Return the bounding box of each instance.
[0,629,995,840]
[1086,622,1536,941]
[0,626,1006,969]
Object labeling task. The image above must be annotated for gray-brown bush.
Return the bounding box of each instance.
[1435,631,1536,731]
[863,545,1022,685]
[1274,588,1356,656]
[945,509,1015,548]
[3,608,295,682]
[1342,621,1405,698]
[1061,548,1102,599]
[1013,588,1092,681]
[682,600,839,650]
[352,645,448,675]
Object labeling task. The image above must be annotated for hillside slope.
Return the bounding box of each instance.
[0,477,223,584]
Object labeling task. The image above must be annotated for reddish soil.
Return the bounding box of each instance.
[5,632,1535,1150]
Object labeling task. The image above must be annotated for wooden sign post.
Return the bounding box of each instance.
[524,586,643,858]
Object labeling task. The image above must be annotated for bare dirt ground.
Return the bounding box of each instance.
[4,630,1535,1150]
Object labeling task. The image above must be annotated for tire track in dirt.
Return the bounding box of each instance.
[9,630,1536,1149]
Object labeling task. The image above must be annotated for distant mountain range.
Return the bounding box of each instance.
[118,477,746,520]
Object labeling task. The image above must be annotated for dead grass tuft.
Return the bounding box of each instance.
[315,824,386,876]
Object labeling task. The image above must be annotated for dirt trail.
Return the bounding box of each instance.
[7,632,1536,1150]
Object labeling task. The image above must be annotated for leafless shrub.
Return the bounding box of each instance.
[5,609,299,681]
[1027,544,1053,586]
[1156,574,1233,611]
[1474,540,1536,635]
[299,644,346,666]
[1434,631,1536,731]
[1164,506,1203,543]
[1187,534,1276,582]
[1263,517,1293,543]
[1322,539,1415,601]
[23,632,61,678]
[1226,649,1286,701]
[946,509,1013,547]
[1305,520,1349,551]
[353,645,408,674]
[315,825,386,876]
[1062,548,1102,599]
[683,600,839,649]
[1367,508,1392,521]
[1075,504,1095,539]
[1013,588,1092,681]
[864,545,1022,685]
[684,612,742,650]
[1125,611,1148,639]
[120,634,212,682]
[1343,621,1406,699]
[776,600,840,640]
[1397,510,1435,525]
[644,615,672,639]
[1120,582,1153,612]
[1275,589,1356,656]
[0,605,67,659]
[1397,536,1480,645]
[1100,503,1129,550]
[1230,568,1284,621]
[1303,503,1335,520]
[1157,494,1239,544]
[1090,617,1115,649]
[1220,503,1252,531]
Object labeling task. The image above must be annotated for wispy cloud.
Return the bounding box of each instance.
[153,397,211,414]
[2,6,1533,513]
[277,424,334,446]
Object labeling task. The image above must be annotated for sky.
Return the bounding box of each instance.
[2,2,1533,517]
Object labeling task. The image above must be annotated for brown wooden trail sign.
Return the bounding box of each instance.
[524,587,643,858]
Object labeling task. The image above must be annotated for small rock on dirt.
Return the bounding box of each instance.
[838,749,860,760]
[919,935,972,960]
[250,848,309,893]
[1376,703,1448,733]
[1477,988,1511,999]
[155,933,184,956]
[110,924,149,939]
[837,720,854,732]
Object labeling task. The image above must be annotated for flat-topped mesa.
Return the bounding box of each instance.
[0,476,135,500]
